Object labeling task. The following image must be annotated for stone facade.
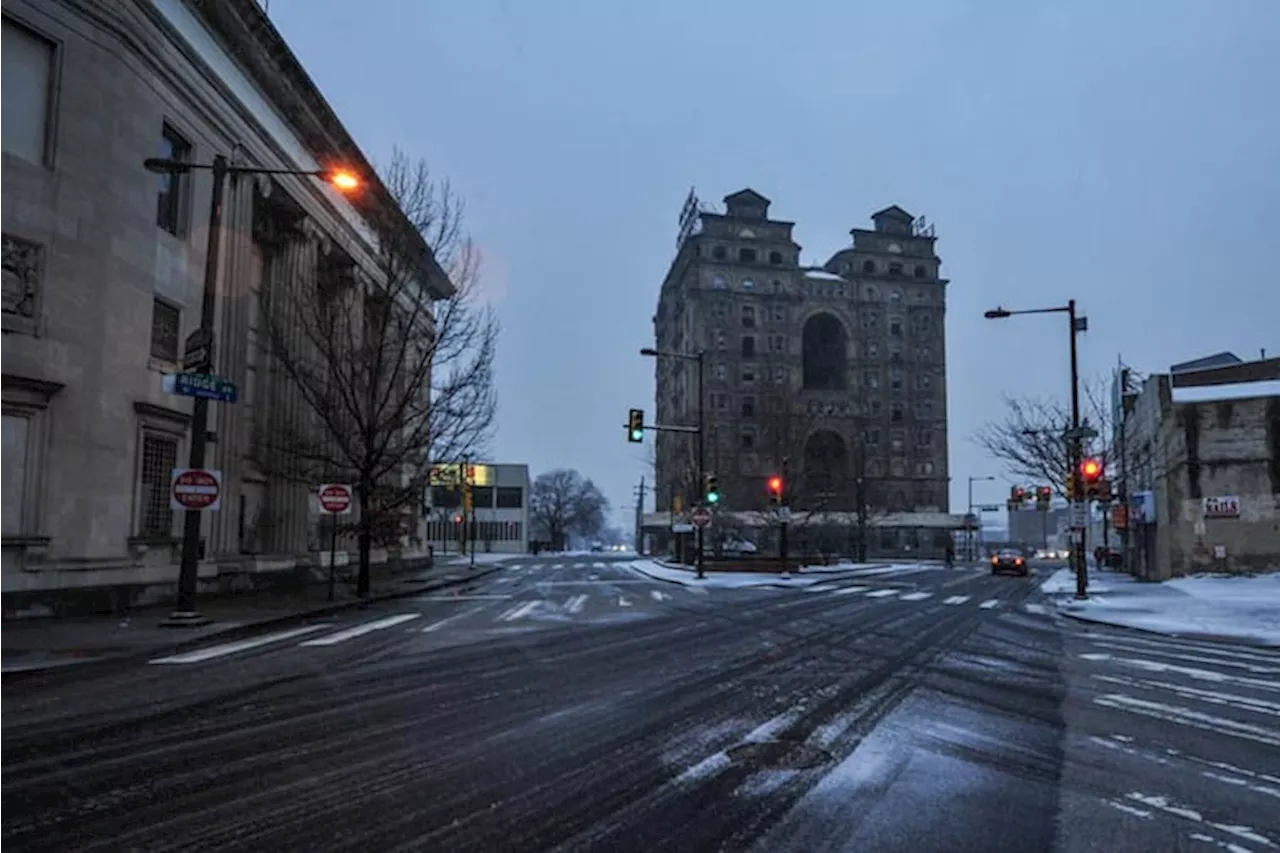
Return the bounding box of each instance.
[1120,359,1280,579]
[652,189,950,529]
[1,0,441,613]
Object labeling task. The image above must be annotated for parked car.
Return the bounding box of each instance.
[991,548,1029,576]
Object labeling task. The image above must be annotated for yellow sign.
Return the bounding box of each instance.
[428,464,493,487]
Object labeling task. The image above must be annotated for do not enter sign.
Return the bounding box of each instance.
[691,507,712,528]
[318,483,353,515]
[170,468,222,512]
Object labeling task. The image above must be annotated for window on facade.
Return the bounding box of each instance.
[890,371,903,390]
[432,486,461,507]
[741,335,756,357]
[741,396,756,417]
[470,486,495,508]
[862,260,875,274]
[741,367,755,384]
[715,330,726,350]
[713,363,727,380]
[742,305,756,328]
[768,250,782,264]
[156,124,192,235]
[870,399,882,415]
[915,374,932,389]
[862,311,878,330]
[772,366,787,383]
[890,290,902,303]
[712,274,727,289]
[138,433,178,537]
[866,342,879,358]
[888,262,903,276]
[914,264,926,278]
[769,334,785,352]
[741,277,755,290]
[889,318,903,337]
[891,458,906,477]
[917,314,932,332]
[770,305,786,322]
[2,414,29,536]
[917,430,933,446]
[770,279,785,294]
[496,487,523,508]
[741,431,755,449]
[712,246,726,260]
[916,345,932,360]
[2,19,55,165]
[739,247,757,263]
[891,403,904,422]
[150,298,180,363]
[864,371,879,389]
[916,401,934,418]
[713,393,728,409]
[865,428,881,446]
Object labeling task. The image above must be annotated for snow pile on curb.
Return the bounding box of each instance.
[1042,568,1280,646]
[628,560,936,589]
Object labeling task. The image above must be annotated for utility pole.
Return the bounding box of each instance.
[1067,299,1088,599]
[633,477,647,554]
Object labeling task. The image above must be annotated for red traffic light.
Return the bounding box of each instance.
[1080,458,1102,481]
[767,476,783,494]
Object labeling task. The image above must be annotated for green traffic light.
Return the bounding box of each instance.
[630,429,643,441]
[706,491,720,504]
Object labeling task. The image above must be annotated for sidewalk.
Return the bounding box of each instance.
[1,556,513,676]
[1041,566,1280,647]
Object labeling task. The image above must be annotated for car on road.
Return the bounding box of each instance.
[991,548,1029,576]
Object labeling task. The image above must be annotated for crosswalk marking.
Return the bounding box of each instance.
[566,594,588,614]
[900,591,933,601]
[943,595,970,605]
[418,594,512,601]
[834,585,869,595]
[422,613,467,633]
[866,589,899,598]
[299,613,421,646]
[498,601,540,622]
[1024,603,1049,615]
[150,624,331,664]
[979,599,1001,609]
[650,590,670,602]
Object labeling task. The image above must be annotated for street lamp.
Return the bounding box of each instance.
[149,155,362,626]
[640,346,706,579]
[966,475,995,561]
[984,300,1089,599]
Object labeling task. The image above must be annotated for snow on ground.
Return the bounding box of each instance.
[1042,568,1280,647]
[628,559,933,589]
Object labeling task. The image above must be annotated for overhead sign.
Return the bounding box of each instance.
[317,483,353,515]
[428,463,492,487]
[170,468,222,512]
[1203,495,1240,519]
[163,373,237,403]
[691,507,712,528]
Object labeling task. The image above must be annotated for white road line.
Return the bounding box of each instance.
[1094,693,1280,748]
[618,596,633,607]
[594,562,608,569]
[151,624,331,664]
[979,599,1001,609]
[566,594,588,614]
[422,612,469,633]
[1024,603,1049,615]
[832,585,869,595]
[418,594,512,601]
[865,589,898,598]
[650,590,670,602]
[900,591,933,601]
[943,595,970,605]
[298,613,421,646]
[497,600,541,622]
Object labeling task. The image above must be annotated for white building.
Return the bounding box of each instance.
[422,464,530,555]
[2,0,447,614]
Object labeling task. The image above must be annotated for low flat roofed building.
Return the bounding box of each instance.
[423,463,529,555]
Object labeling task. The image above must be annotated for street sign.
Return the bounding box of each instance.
[978,504,1001,513]
[691,507,712,528]
[1069,500,1088,529]
[170,468,222,512]
[183,328,214,372]
[317,483,353,515]
[163,373,237,403]
[671,523,694,533]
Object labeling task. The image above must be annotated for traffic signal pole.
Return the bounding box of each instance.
[1068,299,1088,600]
[695,351,706,580]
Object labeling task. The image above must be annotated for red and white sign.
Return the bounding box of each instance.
[1203,495,1240,519]
[317,483,354,515]
[170,468,222,512]
[691,507,713,528]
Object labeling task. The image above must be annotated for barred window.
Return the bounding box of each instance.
[150,299,180,362]
[139,433,178,536]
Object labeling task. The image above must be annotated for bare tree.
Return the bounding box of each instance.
[972,376,1117,497]
[256,150,498,595]
[529,469,610,550]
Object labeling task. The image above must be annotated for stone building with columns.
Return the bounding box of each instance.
[1,0,448,613]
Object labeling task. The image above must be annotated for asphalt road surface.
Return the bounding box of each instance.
[4,555,1278,852]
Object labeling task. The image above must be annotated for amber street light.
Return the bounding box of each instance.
[144,155,362,625]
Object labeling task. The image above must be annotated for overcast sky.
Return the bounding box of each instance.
[267,0,1279,525]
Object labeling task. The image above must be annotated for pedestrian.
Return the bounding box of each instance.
[944,539,955,568]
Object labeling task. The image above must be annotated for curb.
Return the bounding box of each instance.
[1,563,509,685]
[1055,607,1279,649]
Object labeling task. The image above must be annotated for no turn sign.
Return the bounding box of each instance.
[170,468,222,512]
[317,483,354,515]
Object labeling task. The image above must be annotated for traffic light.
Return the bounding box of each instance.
[1035,486,1052,511]
[626,408,644,443]
[1079,457,1103,500]
[704,473,720,505]
[767,475,784,506]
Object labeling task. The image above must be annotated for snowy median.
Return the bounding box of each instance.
[1041,568,1280,647]
[628,559,939,589]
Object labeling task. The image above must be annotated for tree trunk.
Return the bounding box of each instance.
[356,480,372,596]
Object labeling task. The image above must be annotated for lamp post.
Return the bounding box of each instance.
[984,300,1089,599]
[145,156,360,625]
[966,475,995,561]
[640,346,706,579]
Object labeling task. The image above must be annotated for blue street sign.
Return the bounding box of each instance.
[163,373,238,403]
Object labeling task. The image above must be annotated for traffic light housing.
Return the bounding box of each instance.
[1035,485,1052,511]
[704,473,720,505]
[1079,457,1103,500]
[626,408,644,443]
[767,475,784,506]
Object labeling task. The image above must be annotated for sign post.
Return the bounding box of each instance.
[317,483,354,601]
